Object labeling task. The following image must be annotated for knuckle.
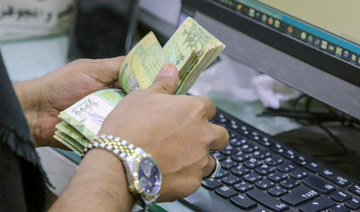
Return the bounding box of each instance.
[191,100,207,118]
[200,131,216,145]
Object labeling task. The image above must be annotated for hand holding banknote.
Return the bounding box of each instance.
[14,57,125,148]
[50,64,229,211]
[99,64,229,202]
[55,18,226,153]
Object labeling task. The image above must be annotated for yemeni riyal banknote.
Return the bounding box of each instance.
[55,17,225,154]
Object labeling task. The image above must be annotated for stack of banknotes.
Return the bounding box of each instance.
[54,17,225,155]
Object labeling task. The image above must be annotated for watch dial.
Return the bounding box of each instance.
[138,157,161,196]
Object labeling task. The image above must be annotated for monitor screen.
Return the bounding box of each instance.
[238,0,360,72]
[256,0,360,49]
[181,0,360,120]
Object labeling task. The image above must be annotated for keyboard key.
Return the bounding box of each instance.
[230,123,239,130]
[281,186,319,206]
[331,190,352,202]
[257,209,272,212]
[344,198,360,210]
[264,155,283,166]
[229,138,243,147]
[348,184,360,197]
[257,137,273,147]
[228,131,237,139]
[243,158,262,169]
[289,168,309,179]
[268,171,287,182]
[216,169,229,178]
[306,162,324,173]
[299,196,336,212]
[270,143,283,153]
[241,143,259,153]
[211,151,226,161]
[268,185,288,197]
[320,170,351,187]
[222,174,241,185]
[292,155,309,166]
[280,148,296,160]
[220,145,237,156]
[253,149,271,160]
[303,175,336,194]
[220,158,237,169]
[228,119,238,126]
[214,113,227,123]
[215,185,237,198]
[280,178,299,189]
[329,204,350,212]
[202,179,223,189]
[250,131,260,138]
[247,188,289,211]
[234,181,254,193]
[231,151,250,163]
[255,178,275,190]
[230,194,257,210]
[255,165,275,176]
[277,162,296,173]
[243,172,262,183]
[231,165,250,176]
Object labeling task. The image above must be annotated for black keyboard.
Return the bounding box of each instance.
[182,109,360,212]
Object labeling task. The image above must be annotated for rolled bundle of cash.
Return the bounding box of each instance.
[55,17,225,154]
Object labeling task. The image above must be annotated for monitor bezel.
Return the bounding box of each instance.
[182,0,360,87]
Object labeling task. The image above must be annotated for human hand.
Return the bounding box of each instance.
[99,64,229,202]
[14,57,124,148]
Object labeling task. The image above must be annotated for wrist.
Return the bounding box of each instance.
[83,135,162,211]
[51,148,135,211]
[13,80,42,146]
[83,149,136,211]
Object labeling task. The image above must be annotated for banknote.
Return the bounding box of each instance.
[164,17,225,94]
[55,17,225,155]
[54,131,83,155]
[57,89,126,142]
[118,31,169,93]
[56,121,89,147]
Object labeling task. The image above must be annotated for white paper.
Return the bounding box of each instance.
[0,0,74,41]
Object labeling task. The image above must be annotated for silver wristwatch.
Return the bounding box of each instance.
[83,135,162,211]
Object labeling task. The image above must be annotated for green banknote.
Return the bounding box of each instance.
[55,17,225,155]
[119,31,169,93]
[56,121,89,147]
[56,89,126,153]
[164,17,225,94]
[55,130,83,155]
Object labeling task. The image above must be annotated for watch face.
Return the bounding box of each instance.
[138,157,162,197]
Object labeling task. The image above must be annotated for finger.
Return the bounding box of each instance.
[95,56,125,80]
[209,124,229,150]
[192,96,216,120]
[145,64,179,95]
[203,154,216,178]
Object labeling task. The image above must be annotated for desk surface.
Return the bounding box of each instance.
[0,33,302,211]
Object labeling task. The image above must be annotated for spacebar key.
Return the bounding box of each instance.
[247,188,289,211]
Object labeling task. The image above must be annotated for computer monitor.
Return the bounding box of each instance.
[181,0,360,120]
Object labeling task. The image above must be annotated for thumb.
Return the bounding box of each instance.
[146,64,179,94]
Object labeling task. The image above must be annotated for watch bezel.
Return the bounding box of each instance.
[126,152,162,202]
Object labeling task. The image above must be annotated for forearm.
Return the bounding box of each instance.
[50,149,135,212]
